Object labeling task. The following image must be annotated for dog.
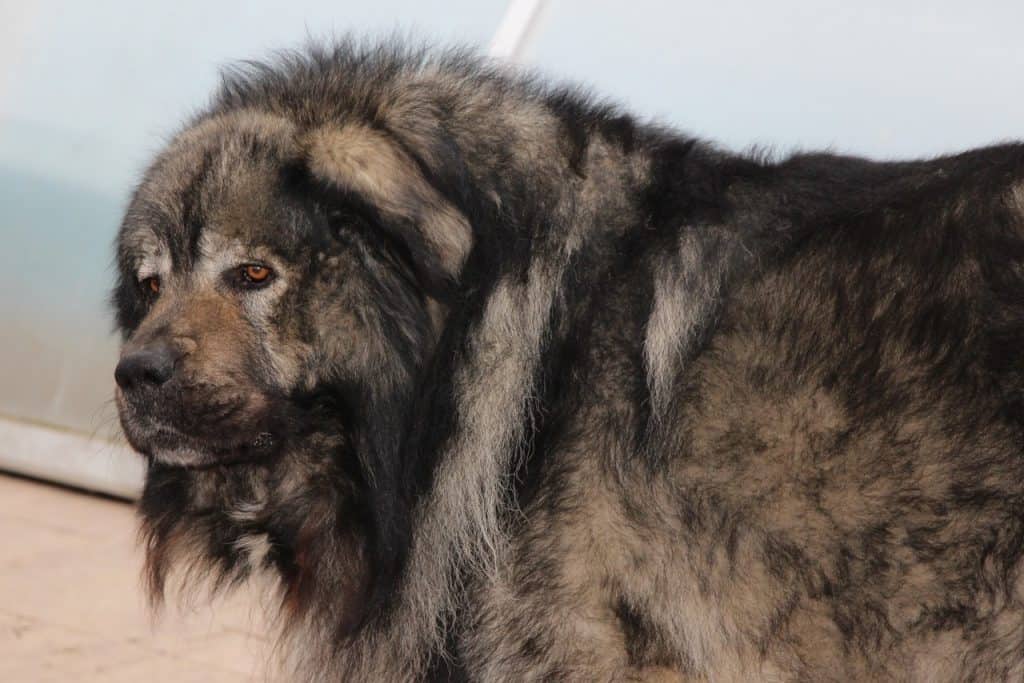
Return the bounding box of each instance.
[113,41,1024,681]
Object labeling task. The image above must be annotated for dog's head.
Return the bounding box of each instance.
[113,105,472,625]
[115,110,466,465]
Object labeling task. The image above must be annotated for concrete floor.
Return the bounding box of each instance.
[0,474,270,681]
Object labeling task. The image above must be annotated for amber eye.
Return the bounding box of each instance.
[142,276,160,295]
[239,264,274,287]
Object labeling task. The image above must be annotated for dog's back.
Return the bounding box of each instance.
[461,145,1024,681]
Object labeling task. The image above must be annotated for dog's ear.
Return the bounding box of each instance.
[299,124,472,294]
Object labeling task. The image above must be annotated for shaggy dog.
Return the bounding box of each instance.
[113,41,1024,681]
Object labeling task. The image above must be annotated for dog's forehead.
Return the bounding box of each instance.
[121,112,306,274]
[139,111,296,208]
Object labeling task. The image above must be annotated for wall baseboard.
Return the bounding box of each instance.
[0,416,142,500]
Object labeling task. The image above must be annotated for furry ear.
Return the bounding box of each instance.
[302,125,473,289]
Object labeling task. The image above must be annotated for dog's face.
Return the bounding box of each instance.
[115,151,314,467]
[114,111,460,471]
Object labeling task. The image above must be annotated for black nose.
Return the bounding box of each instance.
[115,344,177,391]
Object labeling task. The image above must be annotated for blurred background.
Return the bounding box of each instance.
[0,1,1022,678]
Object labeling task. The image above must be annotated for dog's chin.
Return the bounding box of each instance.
[124,420,280,469]
[149,442,275,469]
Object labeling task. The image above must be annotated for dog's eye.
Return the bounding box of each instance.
[141,276,160,295]
[234,264,275,288]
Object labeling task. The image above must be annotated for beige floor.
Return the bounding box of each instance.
[0,474,271,681]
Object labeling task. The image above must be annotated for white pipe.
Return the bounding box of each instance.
[0,415,143,500]
[488,0,548,62]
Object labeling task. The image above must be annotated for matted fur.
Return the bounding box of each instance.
[112,39,1024,681]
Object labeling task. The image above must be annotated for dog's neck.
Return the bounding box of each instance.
[138,419,375,639]
[329,99,768,679]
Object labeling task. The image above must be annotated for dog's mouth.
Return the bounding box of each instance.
[154,436,280,470]
[116,387,288,468]
[117,383,351,471]
[122,416,282,469]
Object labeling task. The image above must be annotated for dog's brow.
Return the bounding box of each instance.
[123,228,170,278]
[195,231,280,275]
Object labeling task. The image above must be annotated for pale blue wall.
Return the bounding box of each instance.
[1,1,1022,437]
[525,1,1024,158]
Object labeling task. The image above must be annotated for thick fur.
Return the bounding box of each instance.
[112,40,1024,681]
